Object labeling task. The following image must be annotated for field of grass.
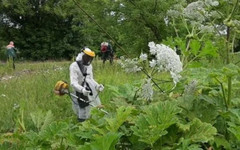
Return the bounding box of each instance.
[0,59,143,133]
[1,56,240,149]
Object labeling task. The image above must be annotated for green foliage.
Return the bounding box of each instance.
[199,41,218,57]
[30,110,54,132]
[1,52,240,149]
[80,132,120,150]
[105,106,134,132]
[182,118,217,143]
[190,40,201,56]
[0,0,84,60]
[106,83,138,103]
[0,46,7,61]
[227,109,240,141]
[213,135,231,150]
[131,101,181,146]
[22,121,70,149]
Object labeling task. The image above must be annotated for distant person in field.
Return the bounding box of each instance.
[70,47,104,122]
[6,41,17,69]
[101,41,114,64]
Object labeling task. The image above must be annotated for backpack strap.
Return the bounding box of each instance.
[75,61,93,108]
[76,61,87,77]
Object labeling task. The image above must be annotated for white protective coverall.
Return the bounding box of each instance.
[70,52,102,120]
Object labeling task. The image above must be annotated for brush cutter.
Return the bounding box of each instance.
[54,80,108,114]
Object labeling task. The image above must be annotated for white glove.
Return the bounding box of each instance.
[97,84,104,92]
[82,88,91,96]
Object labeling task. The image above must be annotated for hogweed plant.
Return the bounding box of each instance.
[119,42,183,101]
[166,0,240,108]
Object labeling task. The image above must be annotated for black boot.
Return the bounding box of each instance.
[78,118,85,122]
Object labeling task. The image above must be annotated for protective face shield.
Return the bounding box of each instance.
[82,48,95,66]
[82,54,93,66]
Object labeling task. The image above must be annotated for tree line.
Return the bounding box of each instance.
[0,0,180,60]
[0,0,239,61]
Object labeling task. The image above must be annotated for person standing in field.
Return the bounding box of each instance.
[101,41,114,64]
[69,47,104,122]
[6,41,17,69]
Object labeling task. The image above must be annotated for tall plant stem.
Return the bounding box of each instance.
[141,68,164,92]
[225,0,239,106]
[227,77,232,107]
[226,26,232,107]
[215,77,228,110]
[231,32,236,53]
[226,27,230,64]
[182,39,191,68]
[172,18,179,38]
[229,0,239,19]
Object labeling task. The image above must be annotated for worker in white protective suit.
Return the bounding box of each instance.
[70,48,104,122]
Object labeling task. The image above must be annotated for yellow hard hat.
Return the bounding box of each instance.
[83,48,95,57]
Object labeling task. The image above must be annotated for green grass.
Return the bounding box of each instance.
[0,60,143,132]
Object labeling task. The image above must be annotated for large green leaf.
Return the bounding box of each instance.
[228,124,240,141]
[183,118,217,143]
[190,40,201,56]
[39,121,69,140]
[222,63,240,78]
[131,101,181,146]
[213,135,231,150]
[227,109,240,141]
[199,41,218,57]
[105,106,134,132]
[30,110,54,132]
[79,132,120,150]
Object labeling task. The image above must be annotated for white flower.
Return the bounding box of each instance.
[167,9,181,18]
[148,42,183,84]
[13,103,20,110]
[205,0,219,6]
[233,20,240,27]
[199,25,214,33]
[209,11,221,19]
[140,78,153,101]
[184,80,198,95]
[183,1,206,23]
[148,41,155,48]
[211,1,219,6]
[119,58,142,73]
[148,42,157,55]
[1,94,6,97]
[149,59,157,68]
[139,53,148,61]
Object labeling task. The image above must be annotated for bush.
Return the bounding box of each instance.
[0,46,7,62]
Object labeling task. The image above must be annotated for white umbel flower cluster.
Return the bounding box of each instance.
[184,80,198,95]
[139,53,148,61]
[119,57,142,73]
[205,0,219,7]
[140,78,153,101]
[183,1,205,23]
[148,42,183,84]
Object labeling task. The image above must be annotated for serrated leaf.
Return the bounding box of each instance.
[199,41,218,57]
[79,132,120,150]
[228,125,240,141]
[41,111,54,131]
[190,40,201,56]
[175,37,186,54]
[131,101,181,146]
[214,136,231,149]
[39,121,69,140]
[30,110,54,132]
[184,118,217,143]
[105,106,134,132]
[222,63,239,77]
